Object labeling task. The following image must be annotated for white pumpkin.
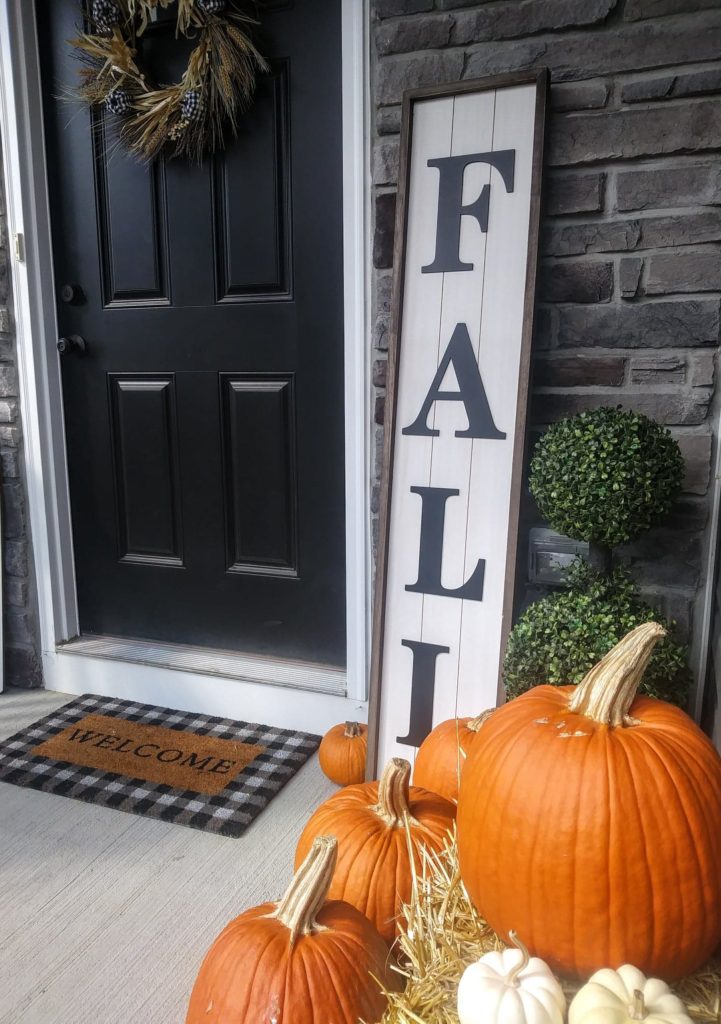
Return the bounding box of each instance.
[569,965,693,1024]
[458,931,566,1024]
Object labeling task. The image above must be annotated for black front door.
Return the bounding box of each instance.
[37,1,346,665]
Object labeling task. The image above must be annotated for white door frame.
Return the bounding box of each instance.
[0,0,371,734]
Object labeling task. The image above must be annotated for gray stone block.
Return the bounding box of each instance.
[532,307,556,351]
[0,364,16,398]
[376,270,393,314]
[689,350,716,388]
[373,0,434,17]
[545,212,721,256]
[376,14,453,56]
[0,307,11,334]
[546,172,605,216]
[452,0,617,46]
[556,299,720,349]
[374,312,391,352]
[373,192,396,270]
[4,577,29,608]
[629,355,686,384]
[620,257,643,299]
[639,211,721,249]
[377,105,402,136]
[0,399,16,424]
[373,139,400,186]
[0,425,21,447]
[376,51,465,106]
[437,0,497,7]
[463,13,721,83]
[616,163,721,211]
[544,220,641,257]
[621,76,675,103]
[5,645,43,689]
[2,482,26,538]
[532,389,712,426]
[624,0,719,20]
[533,354,625,387]
[375,395,385,425]
[646,252,721,295]
[6,608,36,646]
[550,80,609,112]
[622,69,721,104]
[622,532,702,589]
[373,358,388,388]
[676,431,713,495]
[5,539,27,577]
[1,448,19,479]
[674,68,721,99]
[549,100,721,166]
[539,259,614,303]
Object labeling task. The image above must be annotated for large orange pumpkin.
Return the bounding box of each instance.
[457,622,721,980]
[295,757,456,944]
[413,710,493,802]
[318,721,368,786]
[186,835,394,1024]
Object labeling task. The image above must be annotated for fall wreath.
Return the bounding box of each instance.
[72,0,269,162]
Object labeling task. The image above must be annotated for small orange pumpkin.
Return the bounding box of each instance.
[186,835,394,1024]
[413,710,493,802]
[295,757,456,945]
[458,622,721,980]
[318,721,368,786]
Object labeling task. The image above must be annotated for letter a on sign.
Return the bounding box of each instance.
[367,72,548,776]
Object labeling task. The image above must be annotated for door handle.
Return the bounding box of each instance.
[57,335,87,357]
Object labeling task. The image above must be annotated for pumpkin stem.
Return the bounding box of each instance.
[567,622,666,727]
[630,990,647,1020]
[505,930,530,986]
[468,708,494,732]
[373,757,413,827]
[343,721,362,738]
[271,835,336,945]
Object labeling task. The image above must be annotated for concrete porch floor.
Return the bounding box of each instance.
[0,688,335,1024]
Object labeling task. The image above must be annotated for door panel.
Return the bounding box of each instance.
[37,0,346,665]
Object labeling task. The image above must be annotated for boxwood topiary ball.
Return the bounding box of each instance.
[503,560,689,706]
[529,406,684,547]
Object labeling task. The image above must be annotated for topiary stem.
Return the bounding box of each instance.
[271,835,336,944]
[588,542,613,575]
[372,757,413,826]
[568,622,666,726]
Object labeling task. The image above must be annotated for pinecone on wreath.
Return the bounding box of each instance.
[180,89,206,122]
[197,0,227,12]
[92,0,121,35]
[105,88,133,116]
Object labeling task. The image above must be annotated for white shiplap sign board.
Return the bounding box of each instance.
[369,73,547,774]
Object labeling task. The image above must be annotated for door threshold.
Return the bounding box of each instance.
[56,635,347,697]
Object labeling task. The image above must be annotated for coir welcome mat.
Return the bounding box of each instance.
[0,694,321,837]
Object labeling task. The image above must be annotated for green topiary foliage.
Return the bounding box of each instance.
[503,560,690,707]
[529,407,684,547]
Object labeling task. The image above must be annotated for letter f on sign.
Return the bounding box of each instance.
[422,149,515,274]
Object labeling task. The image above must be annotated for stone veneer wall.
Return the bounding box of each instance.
[369,0,721,686]
[0,155,42,687]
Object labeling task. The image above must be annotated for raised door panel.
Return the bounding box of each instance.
[108,374,183,566]
[220,374,298,576]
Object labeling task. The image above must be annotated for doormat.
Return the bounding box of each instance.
[0,694,321,837]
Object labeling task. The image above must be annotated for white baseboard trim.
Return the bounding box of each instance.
[57,634,346,695]
[44,646,366,735]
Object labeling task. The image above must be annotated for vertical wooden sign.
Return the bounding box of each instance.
[368,71,548,775]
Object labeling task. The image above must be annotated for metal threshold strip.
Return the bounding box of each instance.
[56,635,347,697]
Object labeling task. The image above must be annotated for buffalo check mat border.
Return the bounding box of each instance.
[0,693,321,837]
